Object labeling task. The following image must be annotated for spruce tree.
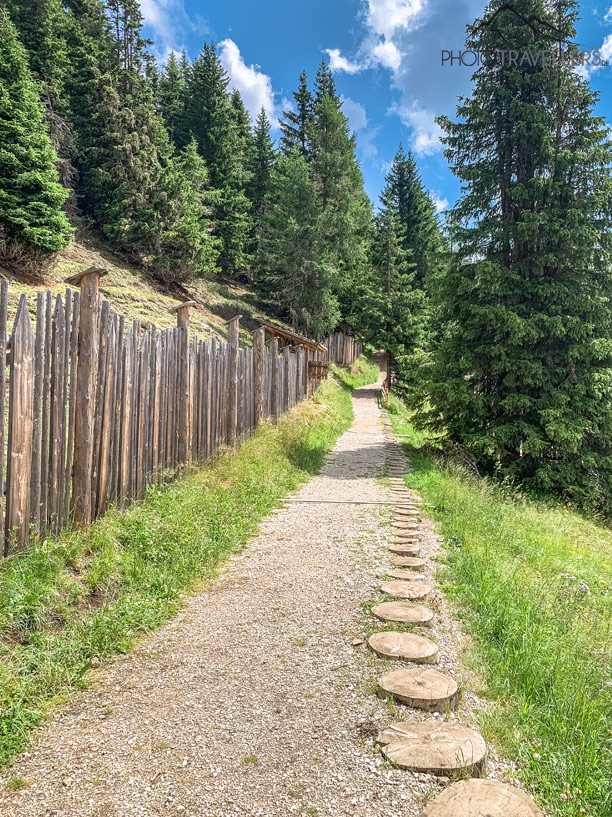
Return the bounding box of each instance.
[429,0,612,508]
[309,66,372,318]
[280,70,314,159]
[4,0,68,113]
[158,51,187,145]
[0,8,72,268]
[356,156,425,386]
[185,43,252,277]
[257,151,339,336]
[155,139,220,282]
[249,107,275,272]
[388,144,444,286]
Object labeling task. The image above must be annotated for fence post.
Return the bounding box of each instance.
[270,337,279,420]
[253,326,265,428]
[66,267,106,529]
[5,296,34,552]
[226,315,241,445]
[170,301,196,475]
[283,346,291,412]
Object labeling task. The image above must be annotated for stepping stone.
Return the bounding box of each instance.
[392,522,419,531]
[389,544,420,557]
[385,568,426,581]
[372,601,434,625]
[379,667,458,711]
[392,556,425,569]
[377,721,487,776]
[390,534,419,543]
[369,631,438,664]
[381,580,431,600]
[416,779,544,816]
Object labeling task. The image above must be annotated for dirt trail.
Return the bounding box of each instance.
[0,376,502,817]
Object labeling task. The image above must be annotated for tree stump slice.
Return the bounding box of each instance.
[390,535,420,544]
[385,568,426,581]
[380,667,458,711]
[377,721,487,775]
[381,579,431,600]
[392,556,425,569]
[392,521,419,531]
[416,779,544,816]
[368,631,438,663]
[389,544,420,556]
[372,601,434,625]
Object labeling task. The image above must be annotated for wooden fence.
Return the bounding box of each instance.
[323,330,362,365]
[1,269,362,554]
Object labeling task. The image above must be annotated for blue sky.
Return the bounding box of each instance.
[141,0,612,212]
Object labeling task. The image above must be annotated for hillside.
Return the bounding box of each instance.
[2,230,291,346]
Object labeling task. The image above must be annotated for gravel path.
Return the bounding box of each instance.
[0,379,516,817]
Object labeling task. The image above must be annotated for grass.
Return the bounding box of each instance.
[330,357,380,391]
[388,397,612,817]
[0,356,378,768]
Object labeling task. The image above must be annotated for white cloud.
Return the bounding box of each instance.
[395,104,444,155]
[218,39,278,127]
[325,48,363,74]
[341,96,368,131]
[360,127,381,161]
[371,39,402,70]
[433,193,449,213]
[141,0,209,61]
[605,5,612,22]
[366,0,424,39]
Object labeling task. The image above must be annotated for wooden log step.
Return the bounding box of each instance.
[390,535,420,544]
[392,556,425,569]
[381,580,431,600]
[369,631,438,664]
[391,521,419,531]
[372,601,434,625]
[385,568,426,581]
[416,779,544,816]
[377,722,487,776]
[379,667,458,711]
[389,544,420,557]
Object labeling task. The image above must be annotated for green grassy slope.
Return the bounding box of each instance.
[3,232,291,345]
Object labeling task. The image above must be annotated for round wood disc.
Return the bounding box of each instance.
[392,521,419,531]
[381,580,431,600]
[416,779,544,817]
[378,722,486,775]
[379,667,458,711]
[392,556,425,569]
[390,535,420,544]
[385,568,426,581]
[372,601,434,625]
[389,544,420,556]
[394,507,419,516]
[369,631,438,663]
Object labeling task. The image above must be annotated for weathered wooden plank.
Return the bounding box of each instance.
[5,295,34,551]
[226,316,240,446]
[91,298,109,517]
[0,280,9,553]
[39,290,52,534]
[119,327,133,506]
[64,291,80,525]
[29,292,46,536]
[97,318,115,515]
[49,295,66,533]
[67,268,105,528]
[270,337,279,421]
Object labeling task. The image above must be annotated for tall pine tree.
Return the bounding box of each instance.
[257,151,339,335]
[280,70,314,159]
[184,43,252,277]
[428,0,612,509]
[0,8,72,269]
[249,107,275,272]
